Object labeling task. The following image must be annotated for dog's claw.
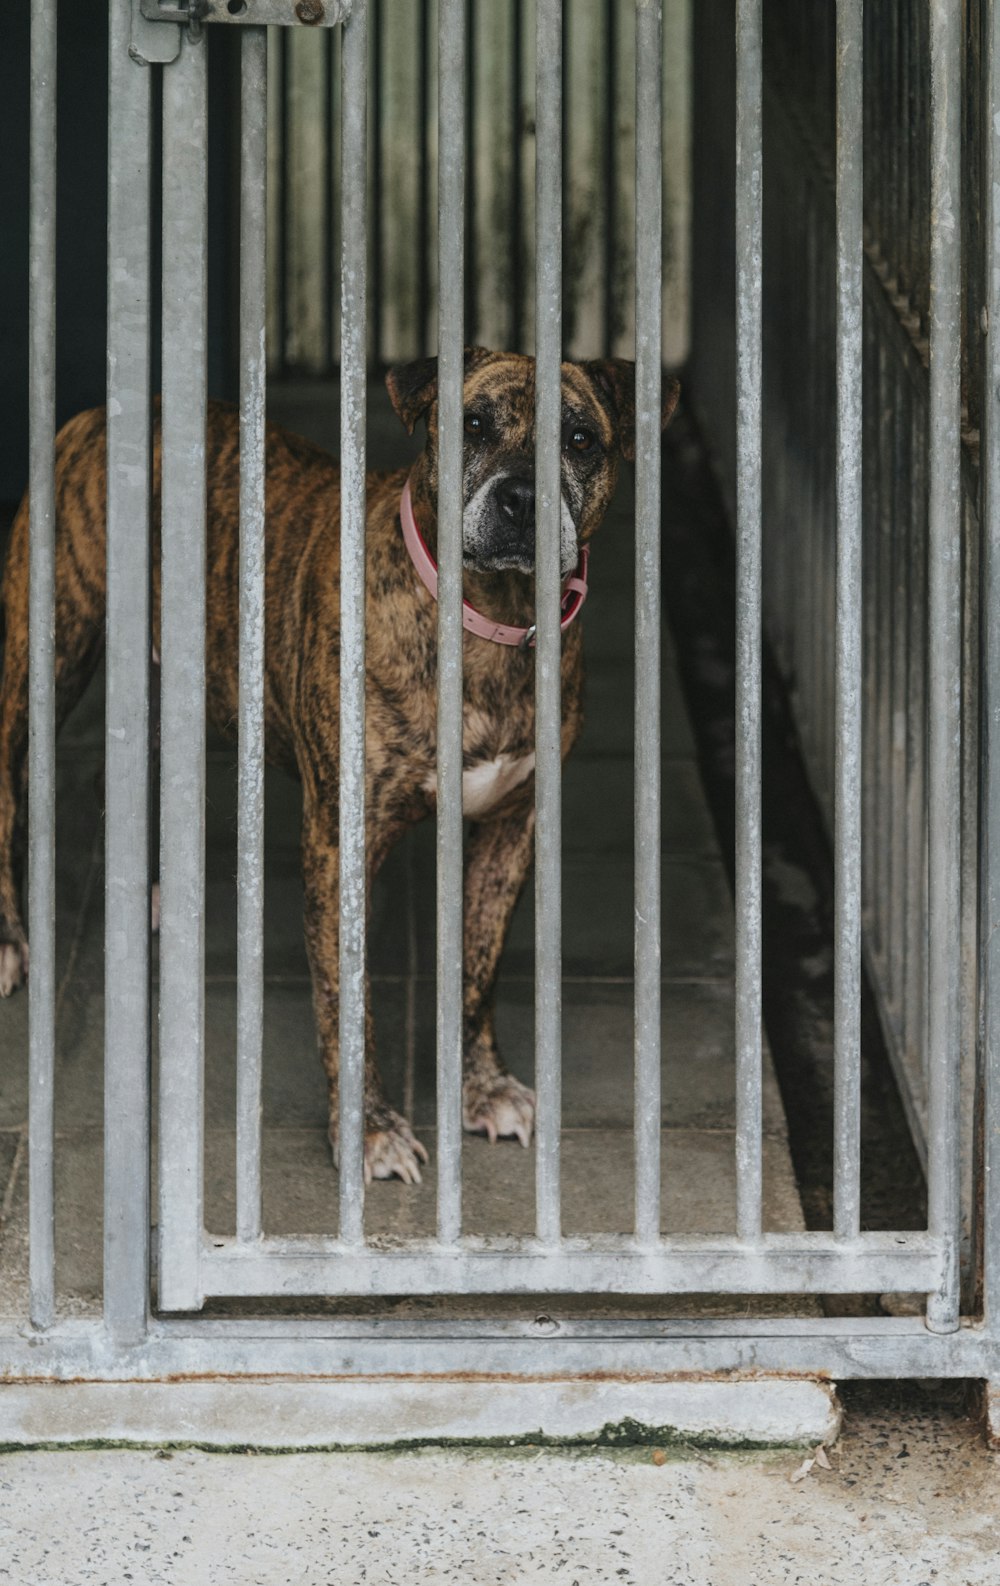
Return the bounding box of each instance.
[463,1073,535,1148]
[364,1122,428,1185]
[0,941,28,998]
[330,1111,428,1186]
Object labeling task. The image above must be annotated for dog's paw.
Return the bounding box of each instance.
[364,1117,429,1185]
[0,940,28,998]
[331,1112,429,1186]
[463,1072,535,1148]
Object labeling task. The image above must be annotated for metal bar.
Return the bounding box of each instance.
[436,0,465,1247]
[417,0,430,355]
[196,1230,945,1299]
[236,26,268,1245]
[370,0,383,365]
[278,29,290,372]
[157,28,209,1313]
[833,0,863,1241]
[0,1308,997,1383]
[734,0,763,1242]
[324,26,336,373]
[981,0,1000,1346]
[27,0,57,1332]
[633,0,662,1247]
[464,0,477,342]
[338,0,368,1245]
[510,0,524,351]
[924,0,963,1335]
[603,0,617,357]
[103,0,153,1344]
[534,0,563,1248]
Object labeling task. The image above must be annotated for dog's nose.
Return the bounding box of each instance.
[497,477,535,534]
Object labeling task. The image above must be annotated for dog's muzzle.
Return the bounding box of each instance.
[478,473,536,571]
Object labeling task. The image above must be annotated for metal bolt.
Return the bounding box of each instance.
[295,0,325,20]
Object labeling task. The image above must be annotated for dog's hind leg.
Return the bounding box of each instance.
[460,805,537,1147]
[0,439,109,997]
[0,524,30,995]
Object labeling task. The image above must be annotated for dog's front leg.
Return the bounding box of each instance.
[301,808,428,1185]
[461,805,537,1147]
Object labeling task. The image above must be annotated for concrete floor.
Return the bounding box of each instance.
[0,383,809,1320]
[0,1385,997,1585]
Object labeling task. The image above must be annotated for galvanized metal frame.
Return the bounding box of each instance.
[436,0,465,1248]
[235,25,268,1246]
[734,0,764,1243]
[27,0,57,1333]
[157,24,210,1315]
[103,0,154,1348]
[534,0,563,1249]
[337,0,368,1246]
[10,0,997,1409]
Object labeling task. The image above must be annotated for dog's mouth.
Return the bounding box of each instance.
[464,548,536,576]
[461,474,581,579]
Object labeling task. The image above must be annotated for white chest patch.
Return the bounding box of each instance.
[423,753,536,818]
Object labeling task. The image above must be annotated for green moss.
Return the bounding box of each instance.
[0,1417,809,1457]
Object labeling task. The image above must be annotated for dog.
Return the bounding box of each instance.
[0,348,679,1183]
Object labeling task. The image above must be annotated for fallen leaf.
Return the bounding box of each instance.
[813,1444,832,1470]
[790,1457,815,1484]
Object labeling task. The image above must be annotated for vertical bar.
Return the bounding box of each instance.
[633,0,662,1247]
[982,0,1000,1347]
[104,0,152,1343]
[324,27,336,373]
[511,0,524,352]
[236,27,268,1246]
[603,0,618,357]
[436,0,465,1247]
[833,0,863,1240]
[157,28,208,1313]
[534,0,562,1247]
[464,0,477,343]
[734,0,763,1241]
[417,0,431,355]
[278,28,290,373]
[27,0,57,1331]
[925,0,962,1334]
[370,0,383,367]
[338,0,368,1245]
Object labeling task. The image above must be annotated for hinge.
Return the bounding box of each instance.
[140,0,350,30]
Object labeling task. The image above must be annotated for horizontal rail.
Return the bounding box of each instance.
[196,1232,944,1298]
[0,1313,995,1384]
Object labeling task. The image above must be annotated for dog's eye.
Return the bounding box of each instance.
[566,425,595,454]
[464,412,485,438]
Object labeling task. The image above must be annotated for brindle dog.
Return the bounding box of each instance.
[0,349,678,1183]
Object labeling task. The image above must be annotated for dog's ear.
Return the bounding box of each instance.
[583,359,681,462]
[385,347,497,435]
[385,357,439,435]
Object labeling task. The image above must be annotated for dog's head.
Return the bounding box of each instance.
[386,349,680,577]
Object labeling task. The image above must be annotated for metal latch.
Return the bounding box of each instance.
[140,0,349,28]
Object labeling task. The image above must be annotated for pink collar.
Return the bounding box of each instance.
[399,476,589,648]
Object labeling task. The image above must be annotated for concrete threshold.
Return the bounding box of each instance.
[0,1376,840,1451]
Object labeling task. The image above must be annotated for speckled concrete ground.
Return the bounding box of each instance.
[0,1385,996,1585]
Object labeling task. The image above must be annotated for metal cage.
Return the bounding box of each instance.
[4,0,1000,1444]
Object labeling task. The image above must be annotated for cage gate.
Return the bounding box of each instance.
[4,0,1000,1446]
